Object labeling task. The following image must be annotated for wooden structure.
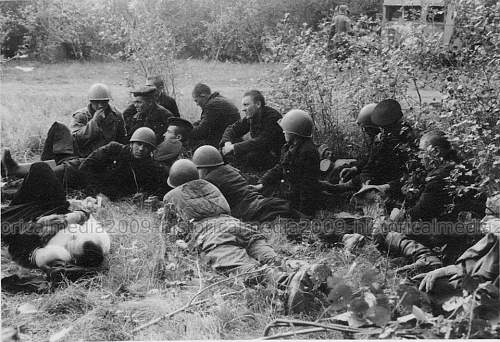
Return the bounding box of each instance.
[382,0,456,46]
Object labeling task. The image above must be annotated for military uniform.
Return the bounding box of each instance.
[157,92,180,117]
[261,139,320,216]
[79,142,168,199]
[204,164,297,222]
[123,103,174,145]
[190,92,240,148]
[220,106,284,171]
[164,179,281,276]
[71,104,127,158]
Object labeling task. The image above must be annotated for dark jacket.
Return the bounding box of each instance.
[157,92,180,117]
[360,122,417,188]
[205,164,293,222]
[190,92,240,147]
[123,103,174,145]
[220,106,284,157]
[70,104,127,158]
[79,142,168,199]
[262,138,320,216]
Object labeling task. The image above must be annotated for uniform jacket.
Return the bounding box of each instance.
[70,104,127,158]
[123,103,174,145]
[205,164,292,222]
[190,92,240,147]
[164,180,266,269]
[157,92,180,117]
[220,106,284,157]
[457,233,499,282]
[79,142,168,199]
[262,138,320,216]
[360,122,417,187]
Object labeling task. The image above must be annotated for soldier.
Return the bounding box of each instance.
[2,83,126,189]
[79,127,169,200]
[190,83,240,148]
[123,86,174,144]
[254,110,320,217]
[1,163,109,272]
[220,90,284,171]
[192,145,300,223]
[145,75,180,117]
[163,166,332,314]
[154,117,193,171]
[332,5,352,35]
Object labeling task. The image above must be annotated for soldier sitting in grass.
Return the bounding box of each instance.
[79,127,169,200]
[190,83,241,148]
[163,159,332,314]
[252,110,321,218]
[145,75,180,117]
[154,117,194,172]
[2,83,127,190]
[219,90,284,172]
[123,86,175,145]
[192,145,302,223]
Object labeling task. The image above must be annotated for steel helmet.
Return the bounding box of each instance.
[167,159,199,188]
[130,127,157,148]
[356,103,377,126]
[371,99,403,127]
[279,109,313,137]
[88,83,111,101]
[192,145,224,168]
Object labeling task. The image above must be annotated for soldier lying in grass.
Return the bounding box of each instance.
[163,159,332,314]
[1,163,110,291]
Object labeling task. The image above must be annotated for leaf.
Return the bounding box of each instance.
[442,296,466,312]
[412,305,430,323]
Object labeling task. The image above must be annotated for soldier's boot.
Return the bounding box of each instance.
[384,232,443,274]
[1,150,56,178]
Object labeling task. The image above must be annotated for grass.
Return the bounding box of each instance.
[0,59,281,160]
[1,60,440,340]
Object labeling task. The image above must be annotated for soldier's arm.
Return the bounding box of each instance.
[70,110,102,144]
[220,118,248,147]
[190,110,213,140]
[405,173,447,221]
[261,162,282,187]
[79,142,123,174]
[233,117,279,156]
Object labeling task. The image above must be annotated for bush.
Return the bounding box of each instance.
[265,0,500,193]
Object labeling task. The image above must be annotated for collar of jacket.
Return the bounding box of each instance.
[203,92,220,108]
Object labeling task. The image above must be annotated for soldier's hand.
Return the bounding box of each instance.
[222,142,234,155]
[412,265,462,292]
[339,166,357,182]
[93,109,106,125]
[37,214,67,227]
[249,183,263,192]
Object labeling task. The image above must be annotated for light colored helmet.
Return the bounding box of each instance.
[130,127,157,148]
[192,145,224,168]
[279,109,314,137]
[356,103,377,126]
[88,83,111,101]
[371,99,403,127]
[167,159,199,188]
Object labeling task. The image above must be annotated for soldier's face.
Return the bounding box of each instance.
[90,100,109,112]
[284,131,293,143]
[241,96,260,119]
[192,93,208,108]
[164,125,180,141]
[133,96,153,114]
[131,142,152,159]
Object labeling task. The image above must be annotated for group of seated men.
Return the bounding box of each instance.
[1,77,498,311]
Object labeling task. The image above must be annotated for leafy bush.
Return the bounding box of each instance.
[265,0,500,193]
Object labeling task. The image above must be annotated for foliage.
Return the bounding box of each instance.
[266,0,500,194]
